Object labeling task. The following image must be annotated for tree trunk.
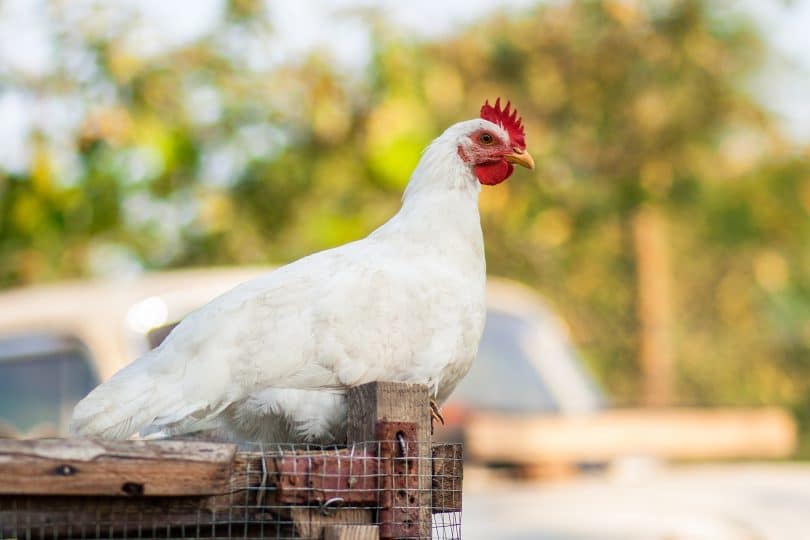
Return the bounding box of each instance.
[632,204,673,406]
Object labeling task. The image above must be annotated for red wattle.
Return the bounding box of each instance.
[474,160,514,185]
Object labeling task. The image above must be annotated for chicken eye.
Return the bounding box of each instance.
[479,133,495,145]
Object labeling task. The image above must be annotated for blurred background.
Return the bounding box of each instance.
[1,0,810,538]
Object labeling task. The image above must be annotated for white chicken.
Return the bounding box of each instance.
[70,99,534,443]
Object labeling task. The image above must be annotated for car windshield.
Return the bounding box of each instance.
[450,309,560,413]
[0,334,98,437]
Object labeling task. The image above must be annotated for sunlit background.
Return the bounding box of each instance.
[2,0,810,538]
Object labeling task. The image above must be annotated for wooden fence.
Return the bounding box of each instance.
[0,382,462,540]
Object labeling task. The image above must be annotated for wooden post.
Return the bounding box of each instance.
[347,382,432,539]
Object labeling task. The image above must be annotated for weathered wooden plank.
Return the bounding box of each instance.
[0,493,369,538]
[0,494,228,538]
[0,439,236,496]
[431,443,462,513]
[323,524,380,540]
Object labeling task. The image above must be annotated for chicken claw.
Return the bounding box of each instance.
[430,398,445,433]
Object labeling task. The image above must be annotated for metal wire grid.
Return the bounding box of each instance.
[0,441,462,539]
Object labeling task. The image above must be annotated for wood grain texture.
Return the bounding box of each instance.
[0,439,235,496]
[346,382,431,444]
[323,524,380,540]
[291,508,373,539]
[431,444,462,513]
[0,494,372,538]
[346,382,431,539]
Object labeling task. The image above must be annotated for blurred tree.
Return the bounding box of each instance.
[405,0,787,406]
[1,0,809,442]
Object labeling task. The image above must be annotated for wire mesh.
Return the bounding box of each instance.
[0,440,462,539]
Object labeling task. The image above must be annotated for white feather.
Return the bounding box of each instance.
[70,119,501,443]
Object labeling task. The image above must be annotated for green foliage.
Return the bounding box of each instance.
[2,0,810,448]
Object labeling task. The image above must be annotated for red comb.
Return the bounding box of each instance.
[480,98,526,150]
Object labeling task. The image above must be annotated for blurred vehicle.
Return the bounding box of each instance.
[0,267,796,468]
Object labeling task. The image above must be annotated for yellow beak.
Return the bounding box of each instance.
[504,149,535,170]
